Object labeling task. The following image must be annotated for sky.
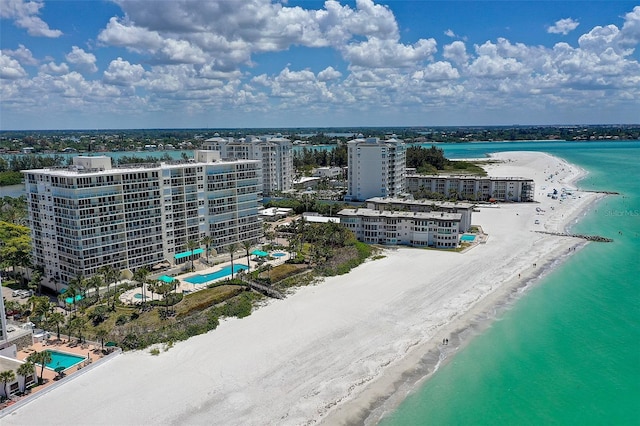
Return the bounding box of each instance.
[1,0,639,130]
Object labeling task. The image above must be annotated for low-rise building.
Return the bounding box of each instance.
[338,208,461,248]
[365,197,474,232]
[312,166,343,179]
[406,174,535,202]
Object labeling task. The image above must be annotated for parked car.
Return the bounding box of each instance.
[19,290,33,298]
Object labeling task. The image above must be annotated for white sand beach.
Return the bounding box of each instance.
[2,152,604,426]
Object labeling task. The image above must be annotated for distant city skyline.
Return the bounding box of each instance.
[1,0,639,130]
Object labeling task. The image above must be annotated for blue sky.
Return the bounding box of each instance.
[1,0,639,130]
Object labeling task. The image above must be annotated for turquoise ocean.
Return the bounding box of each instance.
[380,140,640,425]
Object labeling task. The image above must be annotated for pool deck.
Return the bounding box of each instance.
[176,251,291,295]
[8,339,108,402]
[119,251,292,304]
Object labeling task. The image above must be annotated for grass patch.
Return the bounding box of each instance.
[176,285,244,319]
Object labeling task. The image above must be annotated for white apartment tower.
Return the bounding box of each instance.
[204,134,294,195]
[23,150,262,290]
[345,136,406,201]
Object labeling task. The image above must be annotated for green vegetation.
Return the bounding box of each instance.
[406,145,487,176]
[0,171,22,185]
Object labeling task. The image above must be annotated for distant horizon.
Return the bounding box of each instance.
[2,1,639,129]
[2,123,640,134]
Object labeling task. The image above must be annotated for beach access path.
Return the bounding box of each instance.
[1,152,603,426]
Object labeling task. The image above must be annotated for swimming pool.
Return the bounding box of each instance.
[185,264,249,284]
[44,350,85,371]
[272,252,286,257]
[133,293,143,299]
[460,234,476,242]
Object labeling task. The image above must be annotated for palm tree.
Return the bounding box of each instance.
[186,239,199,272]
[227,242,238,279]
[133,267,149,304]
[69,316,87,343]
[48,311,65,340]
[98,265,118,308]
[201,236,214,262]
[0,370,16,398]
[88,275,103,301]
[17,362,35,392]
[94,328,109,351]
[63,281,80,316]
[29,296,51,327]
[242,240,252,272]
[27,350,52,384]
[264,264,273,283]
[30,267,43,296]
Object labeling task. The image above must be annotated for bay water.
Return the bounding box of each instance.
[380,141,640,425]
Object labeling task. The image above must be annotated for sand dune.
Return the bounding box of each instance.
[2,152,602,426]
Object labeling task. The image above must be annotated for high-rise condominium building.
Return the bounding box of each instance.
[345,136,406,201]
[204,134,293,195]
[23,150,262,290]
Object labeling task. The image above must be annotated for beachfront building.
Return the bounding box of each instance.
[23,150,262,290]
[204,134,294,195]
[312,166,343,179]
[365,197,474,232]
[406,174,535,202]
[345,136,406,201]
[0,356,37,398]
[337,208,462,248]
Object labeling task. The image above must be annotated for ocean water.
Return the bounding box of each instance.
[380,141,640,425]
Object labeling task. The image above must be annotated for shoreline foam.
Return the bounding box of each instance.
[2,151,605,426]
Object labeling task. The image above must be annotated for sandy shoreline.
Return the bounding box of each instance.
[2,152,605,426]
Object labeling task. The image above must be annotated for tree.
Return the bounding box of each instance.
[94,328,109,351]
[133,267,149,304]
[27,350,51,384]
[88,274,103,301]
[227,242,238,279]
[89,305,110,326]
[98,265,118,309]
[69,316,87,343]
[29,296,51,327]
[48,311,65,340]
[63,280,81,316]
[0,370,16,398]
[17,362,35,391]
[242,240,252,272]
[186,239,199,272]
[27,267,41,295]
[201,235,214,261]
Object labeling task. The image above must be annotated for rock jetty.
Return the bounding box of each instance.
[535,230,613,242]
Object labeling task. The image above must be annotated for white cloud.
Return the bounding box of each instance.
[548,18,580,35]
[618,6,640,48]
[0,0,62,37]
[66,46,98,73]
[0,53,28,79]
[317,66,342,81]
[443,41,469,65]
[39,61,70,75]
[103,58,146,86]
[413,61,460,82]
[3,1,640,128]
[342,37,437,68]
[98,17,164,52]
[2,44,38,66]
